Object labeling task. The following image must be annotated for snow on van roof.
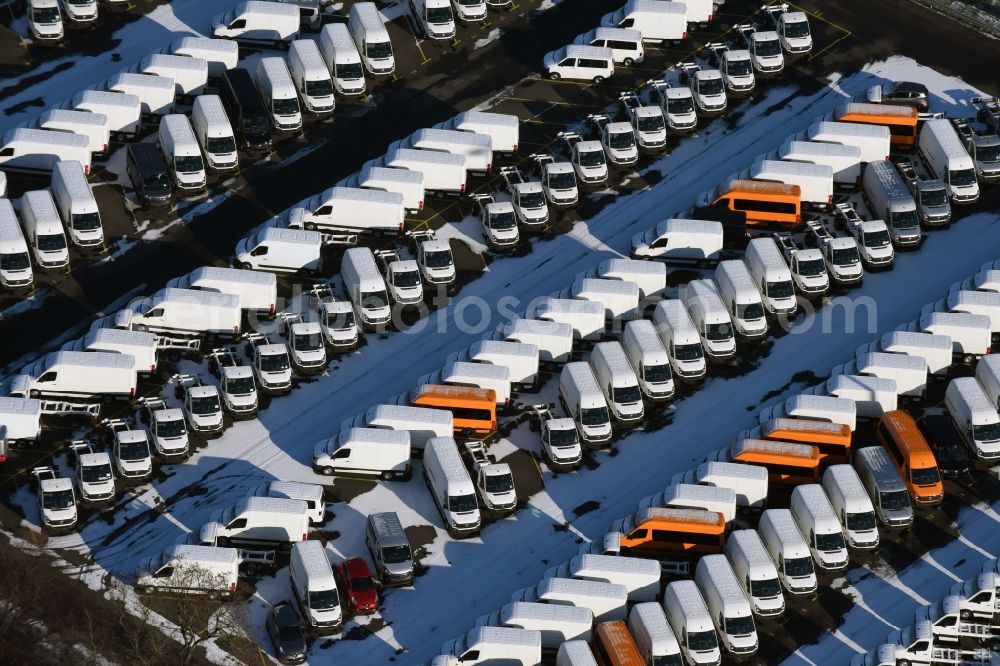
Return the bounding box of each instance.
[191,265,276,286]
[733,437,817,459]
[160,114,198,144]
[699,460,769,481]
[342,427,410,446]
[573,553,660,577]
[575,276,639,296]
[145,52,208,73]
[322,185,404,206]
[414,383,495,403]
[444,361,509,381]
[562,44,614,61]
[698,554,746,601]
[638,506,722,526]
[763,417,849,437]
[624,319,666,351]
[5,128,90,149]
[193,95,232,130]
[428,437,473,482]
[537,297,604,315]
[883,329,951,351]
[471,339,537,357]
[389,146,466,167]
[267,480,324,500]
[361,165,424,185]
[685,279,727,313]
[666,579,710,613]
[540,576,626,599]
[290,39,327,70]
[666,482,735,505]
[46,350,135,370]
[786,393,856,415]
[0,396,41,416]
[506,317,573,337]
[412,127,491,148]
[630,602,677,647]
[867,159,910,195]
[292,540,336,580]
[259,57,295,87]
[858,351,927,372]
[949,377,997,416]
[350,1,389,30]
[720,178,800,197]
[589,26,643,41]
[368,403,453,426]
[752,159,833,179]
[260,226,321,244]
[793,484,837,518]
[85,327,156,347]
[728,529,772,565]
[22,190,59,221]
[173,36,241,56]
[810,120,891,139]
[824,464,869,502]
[320,22,358,52]
[241,0,301,17]
[108,72,175,92]
[39,108,108,128]
[167,544,239,565]
[762,508,804,540]
[838,102,916,118]
[601,257,665,278]
[158,287,239,309]
[921,310,990,330]
[237,495,308,515]
[716,260,758,295]
[502,601,591,625]
[782,139,861,158]
[455,111,519,129]
[828,373,897,396]
[949,288,1000,310]
[660,218,723,236]
[73,89,141,108]
[562,361,601,388]
[467,625,541,647]
[746,236,787,268]
[53,160,94,201]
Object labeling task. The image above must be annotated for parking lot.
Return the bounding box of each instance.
[3,0,1000,664]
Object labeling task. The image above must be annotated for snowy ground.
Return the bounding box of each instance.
[8,56,1000,663]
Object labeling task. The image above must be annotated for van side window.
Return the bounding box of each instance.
[229,19,246,29]
[651,236,669,249]
[579,58,609,69]
[154,566,174,578]
[146,308,165,318]
[713,197,730,208]
[608,40,637,50]
[460,650,480,661]
[227,517,248,529]
[250,245,268,257]
[315,205,332,216]
[332,448,351,459]
[629,528,648,540]
[937,615,957,627]
[732,198,797,215]
[619,18,635,27]
[0,148,13,157]
[38,372,57,383]
[558,57,577,67]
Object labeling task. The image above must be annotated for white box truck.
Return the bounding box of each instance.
[476,602,592,652]
[198,496,309,548]
[68,90,141,139]
[10,350,136,400]
[802,121,890,163]
[347,163,424,214]
[51,159,103,249]
[544,553,661,603]
[290,186,405,235]
[438,111,519,155]
[384,144,466,196]
[513,577,628,623]
[0,396,42,460]
[748,158,833,207]
[167,266,277,318]
[135,544,239,598]
[777,139,861,187]
[33,108,110,156]
[63,327,158,375]
[530,297,605,341]
[494,318,574,365]
[440,626,542,666]
[563,275,640,321]
[424,436,481,537]
[0,129,90,177]
[348,2,395,76]
[919,118,979,204]
[342,403,453,453]
[587,257,665,300]
[404,127,492,175]
[166,37,240,79]
[105,72,175,117]
[20,189,69,269]
[600,0,687,43]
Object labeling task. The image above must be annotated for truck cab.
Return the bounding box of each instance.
[707,43,755,95]
[207,349,259,419]
[245,334,293,395]
[463,441,517,514]
[70,441,116,505]
[618,93,667,151]
[280,314,328,375]
[837,204,894,269]
[310,285,360,351]
[104,418,153,482]
[139,397,190,461]
[737,25,784,76]
[558,131,608,185]
[681,65,727,117]
[500,167,550,228]
[414,235,457,287]
[806,221,863,286]
[764,4,812,54]
[32,466,77,532]
[471,195,520,250]
[774,232,829,297]
[531,154,579,207]
[173,374,224,437]
[588,114,638,167]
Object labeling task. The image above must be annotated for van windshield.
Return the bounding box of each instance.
[325,311,355,330]
[426,6,453,22]
[578,150,606,167]
[144,171,170,188]
[699,78,725,96]
[549,428,579,447]
[815,532,845,552]
[706,322,733,341]
[489,211,517,229]
[766,280,795,299]
[72,212,102,231]
[308,589,340,610]
[382,544,411,564]
[581,406,609,426]
[227,376,255,395]
[725,614,756,637]
[336,63,364,80]
[879,490,910,511]
[750,577,781,598]
[362,290,389,310]
[667,96,694,115]
[0,252,31,271]
[37,234,66,252]
[653,655,683,666]
[608,132,635,150]
[687,630,718,651]
[796,257,825,276]
[949,168,977,187]
[484,473,514,493]
[366,42,393,59]
[207,136,237,154]
[305,79,334,97]
[910,466,940,485]
[892,209,919,230]
[82,463,113,483]
[637,115,664,133]
[831,246,860,265]
[33,7,61,22]
[191,395,220,415]
[293,333,323,352]
[156,418,186,438]
[273,97,300,116]
[643,363,672,383]
[863,230,891,248]
[755,39,782,57]
[548,171,577,189]
[737,302,765,320]
[43,489,74,510]
[783,556,814,577]
[612,385,641,404]
[921,187,948,206]
[784,21,810,38]
[973,422,1000,443]
[449,493,478,513]
[260,353,290,372]
[424,250,453,268]
[727,59,753,77]
[977,144,1000,162]
[244,116,270,136]
[175,155,204,173]
[846,511,877,531]
[518,191,546,209]
[119,437,150,461]
[393,270,421,288]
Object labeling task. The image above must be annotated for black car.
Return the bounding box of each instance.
[266,602,307,665]
[126,143,172,208]
[868,81,931,113]
[917,414,970,477]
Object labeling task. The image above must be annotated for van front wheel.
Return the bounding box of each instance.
[321,466,334,476]
[381,471,393,481]
[623,58,634,67]
[239,262,253,270]
[592,76,605,84]
[547,71,561,80]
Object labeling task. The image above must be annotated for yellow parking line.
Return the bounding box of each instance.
[787,1,851,34]
[808,31,852,60]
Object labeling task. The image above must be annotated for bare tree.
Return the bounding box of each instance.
[0,549,51,663]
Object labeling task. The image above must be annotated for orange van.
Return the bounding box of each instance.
[706,179,801,227]
[592,621,644,666]
[835,102,919,149]
[875,410,943,506]
[759,417,852,466]
[728,437,821,486]
[617,507,725,557]
[410,384,497,438]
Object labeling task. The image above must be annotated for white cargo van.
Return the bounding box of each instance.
[0,129,90,177]
[140,53,208,100]
[758,393,857,431]
[347,163,424,214]
[342,403,453,453]
[191,95,238,172]
[628,603,682,665]
[313,426,411,479]
[724,529,784,617]
[907,310,991,363]
[744,237,796,316]
[630,217,724,265]
[852,445,913,528]
[684,279,735,360]
[850,351,928,401]
[645,483,737,527]
[167,37,240,78]
[424,437,481,537]
[120,288,240,338]
[411,0,456,41]
[790,484,848,571]
[449,340,539,391]
[858,330,952,378]
[588,258,666,300]
[544,554,661,603]
[68,90,141,139]
[288,40,335,115]
[257,57,302,132]
[622,319,674,400]
[945,377,1000,459]
[942,289,1000,343]
[439,111,520,155]
[477,602,591,652]
[384,144,466,196]
[135,545,239,599]
[0,225,28,304]
[803,121,890,163]
[349,2,395,76]
[10,350,136,400]
[975,354,1000,411]
[531,297,604,342]
[714,260,767,339]
[495,318,574,365]
[919,118,979,204]
[106,72,175,117]
[198,496,308,548]
[563,275,640,321]
[428,361,511,406]
[319,24,366,96]
[573,27,644,65]
[663,580,722,666]
[342,246,391,329]
[235,226,323,275]
[694,555,758,657]
[51,160,103,249]
[33,108,110,156]
[158,114,206,192]
[758,508,817,594]
[862,160,922,247]
[778,139,862,186]
[671,461,769,514]
[27,0,63,42]
[748,158,833,207]
[542,45,614,83]
[652,299,707,380]
[212,1,300,48]
[600,0,687,43]
[513,577,628,623]
[291,186,405,235]
[441,626,542,666]
[20,189,69,269]
[559,362,612,446]
[290,540,342,632]
[252,480,325,525]
[64,328,158,374]
[805,374,897,420]
[169,266,276,318]
[821,464,879,549]
[404,127,492,175]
